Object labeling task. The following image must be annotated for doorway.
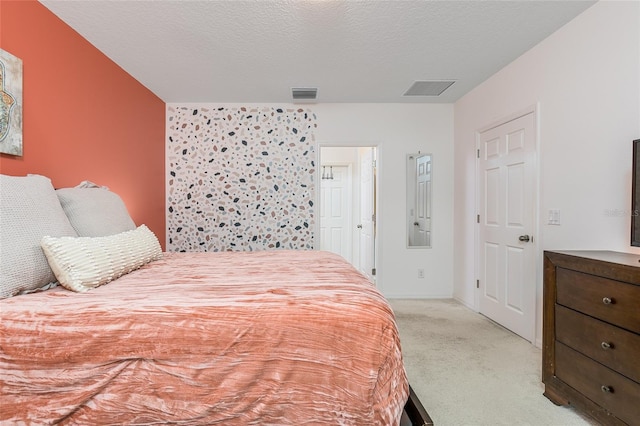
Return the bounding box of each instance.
[319,146,378,282]
[476,110,537,343]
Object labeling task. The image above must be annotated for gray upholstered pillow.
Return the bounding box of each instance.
[56,187,136,237]
[0,174,78,298]
[41,225,162,292]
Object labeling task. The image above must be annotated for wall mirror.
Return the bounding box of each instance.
[407,153,432,248]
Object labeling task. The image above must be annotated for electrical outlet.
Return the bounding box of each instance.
[417,269,425,279]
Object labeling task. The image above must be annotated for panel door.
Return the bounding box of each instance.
[319,166,352,262]
[478,112,536,342]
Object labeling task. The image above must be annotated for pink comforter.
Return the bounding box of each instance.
[0,250,408,425]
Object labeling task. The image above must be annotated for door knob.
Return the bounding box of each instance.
[357,224,363,229]
[518,235,531,242]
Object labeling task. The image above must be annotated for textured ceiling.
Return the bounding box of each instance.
[39,0,596,103]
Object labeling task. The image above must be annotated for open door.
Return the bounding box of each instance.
[358,147,376,281]
[319,146,378,282]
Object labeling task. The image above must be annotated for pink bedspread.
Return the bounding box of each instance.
[0,250,408,425]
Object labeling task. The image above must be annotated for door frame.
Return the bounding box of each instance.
[316,142,381,288]
[474,104,541,346]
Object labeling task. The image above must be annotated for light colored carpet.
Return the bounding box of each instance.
[390,299,599,426]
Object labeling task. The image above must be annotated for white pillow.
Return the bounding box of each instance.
[56,186,136,237]
[0,174,78,298]
[41,225,162,292]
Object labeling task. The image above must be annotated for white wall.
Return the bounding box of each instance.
[453,1,640,342]
[312,104,454,298]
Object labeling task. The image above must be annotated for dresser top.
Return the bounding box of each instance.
[546,250,640,268]
[545,250,640,284]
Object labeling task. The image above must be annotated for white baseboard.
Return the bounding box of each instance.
[453,295,477,312]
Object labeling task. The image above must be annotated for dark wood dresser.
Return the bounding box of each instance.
[543,251,640,425]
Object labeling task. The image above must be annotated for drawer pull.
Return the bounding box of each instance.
[601,341,612,349]
[601,385,613,393]
[602,297,613,305]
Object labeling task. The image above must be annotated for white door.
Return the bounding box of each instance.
[319,166,352,262]
[359,148,376,281]
[478,112,536,342]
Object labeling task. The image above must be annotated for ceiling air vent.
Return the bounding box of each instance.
[292,87,318,102]
[403,80,455,97]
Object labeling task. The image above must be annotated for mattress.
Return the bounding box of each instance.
[0,250,408,425]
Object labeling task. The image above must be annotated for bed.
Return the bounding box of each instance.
[0,174,430,425]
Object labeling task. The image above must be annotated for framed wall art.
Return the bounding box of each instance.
[0,49,23,156]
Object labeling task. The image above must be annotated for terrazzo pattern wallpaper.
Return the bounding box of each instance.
[166,106,317,252]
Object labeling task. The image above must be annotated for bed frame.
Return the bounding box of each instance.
[401,385,434,426]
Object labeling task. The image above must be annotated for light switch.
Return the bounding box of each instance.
[548,209,561,225]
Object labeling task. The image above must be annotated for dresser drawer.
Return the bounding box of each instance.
[556,305,640,383]
[556,342,640,425]
[556,268,640,333]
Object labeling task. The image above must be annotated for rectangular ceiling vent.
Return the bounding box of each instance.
[292,87,318,102]
[403,80,455,97]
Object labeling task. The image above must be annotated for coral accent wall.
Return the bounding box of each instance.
[0,0,166,247]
